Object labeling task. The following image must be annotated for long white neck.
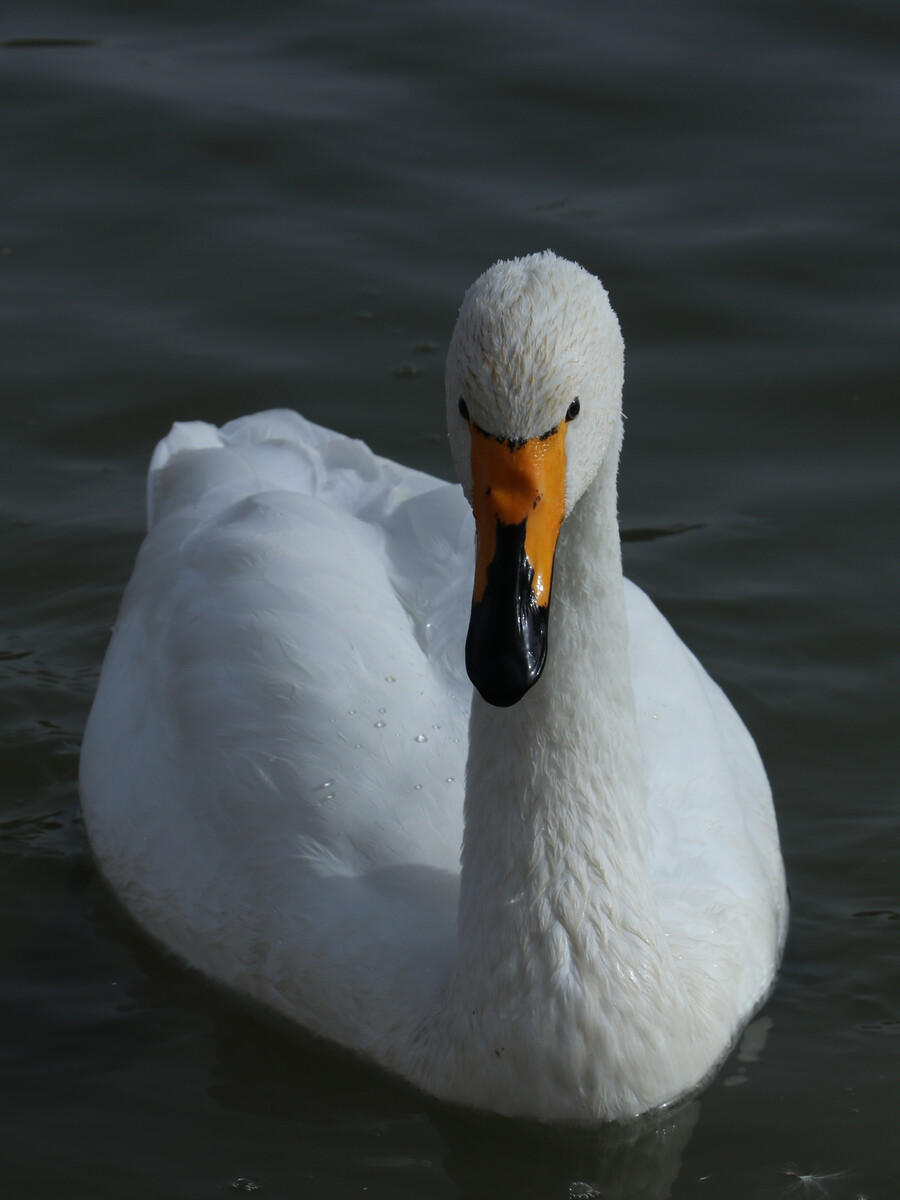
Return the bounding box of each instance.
[458,416,650,947]
[419,416,703,1121]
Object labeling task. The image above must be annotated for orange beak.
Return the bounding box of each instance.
[466,420,568,707]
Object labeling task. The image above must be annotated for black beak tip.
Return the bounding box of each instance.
[465,653,542,708]
[465,517,551,708]
[465,606,548,708]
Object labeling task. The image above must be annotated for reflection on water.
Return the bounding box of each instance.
[434,1102,699,1200]
[134,927,702,1199]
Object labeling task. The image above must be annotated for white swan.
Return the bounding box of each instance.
[80,252,787,1123]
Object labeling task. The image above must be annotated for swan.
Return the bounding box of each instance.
[80,251,788,1123]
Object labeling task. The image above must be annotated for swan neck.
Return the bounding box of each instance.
[460,412,648,912]
[420,416,695,1118]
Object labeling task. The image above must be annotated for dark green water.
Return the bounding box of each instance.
[1,1,897,1196]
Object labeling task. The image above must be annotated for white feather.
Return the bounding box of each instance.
[81,252,787,1122]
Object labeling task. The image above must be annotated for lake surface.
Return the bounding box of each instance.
[1,0,898,1196]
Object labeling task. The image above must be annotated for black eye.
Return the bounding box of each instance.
[565,398,580,422]
[458,397,470,420]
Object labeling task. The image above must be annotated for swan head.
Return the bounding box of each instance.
[445,251,624,707]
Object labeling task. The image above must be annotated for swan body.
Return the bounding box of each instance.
[80,252,787,1122]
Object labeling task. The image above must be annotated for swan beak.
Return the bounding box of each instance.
[465,422,567,707]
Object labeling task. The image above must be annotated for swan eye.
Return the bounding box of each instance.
[566,398,580,422]
[458,397,470,420]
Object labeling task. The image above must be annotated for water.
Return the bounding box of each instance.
[2,0,897,1196]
